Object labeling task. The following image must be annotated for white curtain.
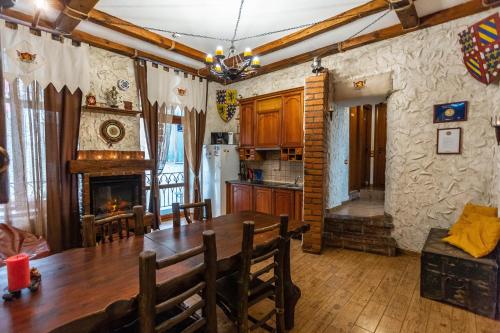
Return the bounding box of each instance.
[146,63,207,113]
[1,23,90,94]
[0,79,47,236]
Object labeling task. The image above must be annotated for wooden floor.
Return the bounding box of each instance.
[216,240,500,333]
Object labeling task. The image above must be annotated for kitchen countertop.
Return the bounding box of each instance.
[226,179,303,191]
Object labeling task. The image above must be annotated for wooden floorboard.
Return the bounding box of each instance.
[216,240,500,333]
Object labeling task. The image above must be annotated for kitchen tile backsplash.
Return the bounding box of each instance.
[245,151,303,185]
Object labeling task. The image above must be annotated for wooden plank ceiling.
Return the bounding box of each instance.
[0,0,498,83]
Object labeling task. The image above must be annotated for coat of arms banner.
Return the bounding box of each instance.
[459,13,500,85]
[216,89,237,122]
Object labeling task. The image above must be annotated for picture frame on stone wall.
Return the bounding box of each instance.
[433,101,468,123]
[437,127,462,154]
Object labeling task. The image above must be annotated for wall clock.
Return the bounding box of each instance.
[100,119,125,147]
[117,79,130,91]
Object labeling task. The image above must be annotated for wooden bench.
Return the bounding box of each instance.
[421,228,500,319]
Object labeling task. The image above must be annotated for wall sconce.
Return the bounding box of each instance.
[311,57,324,75]
[492,116,500,145]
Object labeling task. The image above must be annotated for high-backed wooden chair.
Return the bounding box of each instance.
[138,230,218,333]
[172,199,212,227]
[216,215,288,333]
[82,205,150,247]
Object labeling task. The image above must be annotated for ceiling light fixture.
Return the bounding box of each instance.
[205,0,260,81]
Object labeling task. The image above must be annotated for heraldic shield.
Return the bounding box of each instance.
[459,13,500,85]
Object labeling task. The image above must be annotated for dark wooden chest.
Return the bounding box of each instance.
[421,228,499,319]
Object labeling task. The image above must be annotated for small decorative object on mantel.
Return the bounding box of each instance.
[117,79,130,91]
[123,101,133,110]
[100,119,126,147]
[437,127,462,154]
[216,89,237,122]
[2,254,41,302]
[491,116,500,145]
[85,92,96,106]
[433,101,468,123]
[105,86,120,108]
[458,13,500,85]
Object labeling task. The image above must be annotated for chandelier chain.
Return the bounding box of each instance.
[231,0,245,44]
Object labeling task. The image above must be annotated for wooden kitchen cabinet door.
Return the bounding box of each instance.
[255,97,282,148]
[231,184,253,213]
[273,189,294,218]
[294,190,303,221]
[239,101,254,147]
[253,186,273,214]
[281,91,304,147]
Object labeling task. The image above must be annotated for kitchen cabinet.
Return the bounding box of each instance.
[230,184,253,213]
[273,189,295,218]
[253,186,273,214]
[281,91,304,147]
[294,190,303,221]
[239,101,254,147]
[255,96,282,148]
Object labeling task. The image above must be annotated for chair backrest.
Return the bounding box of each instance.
[172,199,212,227]
[82,205,147,247]
[139,230,218,333]
[238,215,288,332]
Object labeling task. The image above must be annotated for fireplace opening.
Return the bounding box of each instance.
[89,175,142,219]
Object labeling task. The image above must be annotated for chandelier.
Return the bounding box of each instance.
[205,44,260,81]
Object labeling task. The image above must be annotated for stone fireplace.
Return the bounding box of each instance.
[69,150,154,219]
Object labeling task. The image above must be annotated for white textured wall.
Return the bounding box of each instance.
[205,81,239,144]
[220,9,500,251]
[327,107,349,208]
[78,47,141,151]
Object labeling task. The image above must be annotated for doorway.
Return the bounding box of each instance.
[348,103,387,193]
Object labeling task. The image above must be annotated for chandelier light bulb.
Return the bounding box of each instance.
[205,54,213,64]
[244,48,252,58]
[214,64,222,73]
[215,46,224,56]
[35,0,47,10]
[251,56,261,68]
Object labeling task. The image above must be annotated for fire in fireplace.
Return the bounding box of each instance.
[89,175,142,218]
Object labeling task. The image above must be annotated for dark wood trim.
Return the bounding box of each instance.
[231,0,500,82]
[82,105,142,117]
[87,9,206,63]
[54,0,101,33]
[69,160,155,173]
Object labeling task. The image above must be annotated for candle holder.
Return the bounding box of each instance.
[492,116,500,145]
[2,267,41,302]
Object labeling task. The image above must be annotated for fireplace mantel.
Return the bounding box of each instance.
[69,159,154,174]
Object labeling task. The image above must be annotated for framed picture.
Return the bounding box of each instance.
[433,101,468,123]
[437,128,462,154]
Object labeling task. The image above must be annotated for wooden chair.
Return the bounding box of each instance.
[172,199,212,227]
[82,205,150,247]
[138,230,218,333]
[216,215,288,333]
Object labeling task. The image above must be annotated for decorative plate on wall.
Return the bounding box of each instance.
[100,119,125,146]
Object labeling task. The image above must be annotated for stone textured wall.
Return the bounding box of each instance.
[78,47,141,151]
[327,106,349,208]
[225,8,500,252]
[205,81,239,144]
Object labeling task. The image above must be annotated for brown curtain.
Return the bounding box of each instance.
[183,109,206,203]
[44,84,82,252]
[135,59,160,229]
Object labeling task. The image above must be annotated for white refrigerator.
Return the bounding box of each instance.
[202,144,240,217]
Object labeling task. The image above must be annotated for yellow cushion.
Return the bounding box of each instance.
[449,203,498,236]
[443,213,500,258]
[462,203,498,218]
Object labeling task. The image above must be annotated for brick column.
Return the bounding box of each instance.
[302,72,329,254]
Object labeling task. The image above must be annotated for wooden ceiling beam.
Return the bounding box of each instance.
[54,0,100,33]
[389,0,419,29]
[233,0,498,83]
[199,0,390,77]
[0,8,207,79]
[87,9,206,62]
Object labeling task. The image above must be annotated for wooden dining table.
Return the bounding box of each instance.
[0,211,309,333]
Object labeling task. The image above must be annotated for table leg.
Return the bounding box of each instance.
[283,238,300,330]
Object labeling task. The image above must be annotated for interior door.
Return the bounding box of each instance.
[373,103,387,188]
[0,52,8,204]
